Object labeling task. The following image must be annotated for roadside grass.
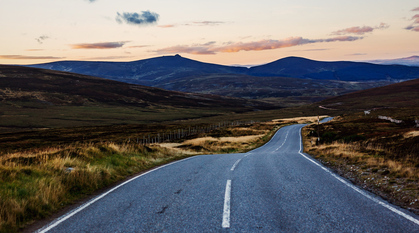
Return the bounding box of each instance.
[302,115,419,215]
[0,119,289,233]
[0,142,191,233]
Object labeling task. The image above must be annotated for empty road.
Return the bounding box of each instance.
[37,120,419,232]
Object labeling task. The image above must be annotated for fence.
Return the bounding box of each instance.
[128,120,259,145]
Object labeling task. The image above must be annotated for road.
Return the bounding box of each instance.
[37,120,419,232]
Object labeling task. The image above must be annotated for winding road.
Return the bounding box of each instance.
[37,119,419,232]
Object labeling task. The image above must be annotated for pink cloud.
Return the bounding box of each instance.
[412,14,419,24]
[154,36,362,55]
[332,23,389,35]
[0,55,64,60]
[412,7,419,11]
[70,41,128,49]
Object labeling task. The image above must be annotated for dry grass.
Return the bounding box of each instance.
[303,127,419,214]
[178,134,265,153]
[404,130,419,138]
[272,115,329,124]
[0,142,189,232]
[1,120,283,232]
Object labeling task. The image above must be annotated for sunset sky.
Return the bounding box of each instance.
[1,0,418,66]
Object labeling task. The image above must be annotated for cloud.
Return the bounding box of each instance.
[35,35,49,44]
[346,53,367,56]
[158,24,176,28]
[116,11,159,26]
[26,49,44,51]
[332,23,389,35]
[0,55,63,60]
[301,48,330,52]
[85,0,97,2]
[70,41,128,49]
[405,25,419,32]
[405,11,419,32]
[154,36,363,55]
[158,21,225,28]
[154,45,216,55]
[127,45,149,48]
[192,21,225,26]
[87,56,134,60]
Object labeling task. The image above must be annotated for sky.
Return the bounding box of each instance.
[1,0,419,66]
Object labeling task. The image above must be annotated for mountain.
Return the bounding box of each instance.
[27,55,419,84]
[248,56,419,81]
[366,56,419,67]
[0,65,276,132]
[26,54,248,86]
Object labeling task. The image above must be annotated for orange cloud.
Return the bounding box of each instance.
[158,24,176,28]
[154,36,362,55]
[71,41,128,49]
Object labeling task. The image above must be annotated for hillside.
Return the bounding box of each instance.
[316,78,419,113]
[0,65,276,132]
[154,73,394,106]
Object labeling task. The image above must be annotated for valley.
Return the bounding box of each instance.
[0,57,418,232]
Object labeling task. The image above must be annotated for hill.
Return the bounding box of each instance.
[26,54,248,86]
[248,56,419,81]
[316,78,419,113]
[0,65,276,132]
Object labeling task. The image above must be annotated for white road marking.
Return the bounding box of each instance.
[297,126,419,226]
[274,130,289,152]
[231,159,242,171]
[35,157,196,233]
[222,180,232,228]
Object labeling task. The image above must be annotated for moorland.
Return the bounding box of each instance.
[0,57,418,232]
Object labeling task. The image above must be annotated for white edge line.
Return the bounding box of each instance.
[231,159,242,171]
[298,126,419,226]
[36,156,196,233]
[222,180,232,228]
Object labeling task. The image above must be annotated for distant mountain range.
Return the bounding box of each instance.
[27,55,419,84]
[366,56,419,67]
[25,55,419,105]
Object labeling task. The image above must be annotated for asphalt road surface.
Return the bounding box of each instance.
[37,119,419,232]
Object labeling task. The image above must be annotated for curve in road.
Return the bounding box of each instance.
[36,120,419,232]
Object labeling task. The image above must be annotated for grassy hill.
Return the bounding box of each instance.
[0,65,276,133]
